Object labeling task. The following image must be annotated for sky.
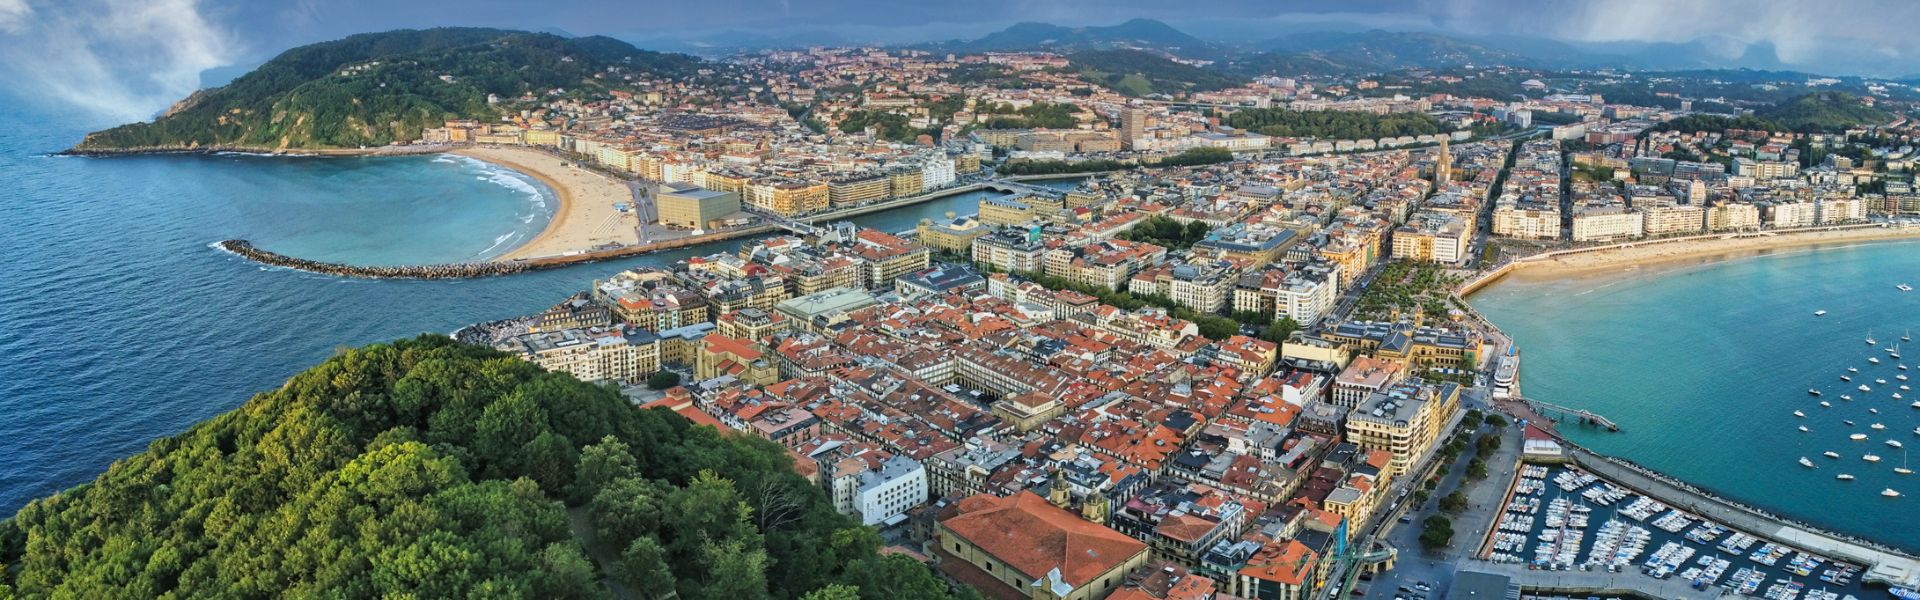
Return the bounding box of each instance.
[2,0,1918,124]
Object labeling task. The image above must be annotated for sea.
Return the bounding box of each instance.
[0,105,1050,514]
[1472,242,1920,553]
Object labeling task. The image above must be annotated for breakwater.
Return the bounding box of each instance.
[217,240,533,279]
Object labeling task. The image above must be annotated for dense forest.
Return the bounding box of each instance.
[1222,107,1448,140]
[0,336,975,600]
[1064,49,1239,97]
[75,28,702,150]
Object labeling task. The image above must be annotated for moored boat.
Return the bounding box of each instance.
[1883,488,1901,497]
[1852,433,1870,440]
[1865,454,1882,463]
[1824,451,1841,459]
[1838,474,1855,480]
[1800,457,1816,468]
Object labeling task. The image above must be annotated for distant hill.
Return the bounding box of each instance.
[74,28,701,151]
[1261,30,1532,72]
[1757,91,1896,131]
[925,18,1226,60]
[1065,49,1240,97]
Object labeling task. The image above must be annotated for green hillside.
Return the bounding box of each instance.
[1757,92,1895,131]
[74,28,700,151]
[1066,49,1239,97]
[0,336,975,600]
[1223,107,1449,140]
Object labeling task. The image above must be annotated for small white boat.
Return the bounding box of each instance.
[1871,357,1882,364]
[1899,467,1915,475]
[1826,451,1842,458]
[1842,394,1854,400]
[1883,488,1901,497]
[1795,410,1807,418]
[1853,433,1871,440]
[1860,384,1873,391]
[1900,374,1909,381]
[1900,284,1914,292]
[1902,364,1911,371]
[1871,408,1880,414]
[1889,440,1904,449]
[1869,330,1878,345]
[1865,454,1883,463]
[1851,367,1861,373]
[1842,375,1853,382]
[1903,385,1912,391]
[1800,457,1816,467]
[1810,388,1824,396]
[1873,423,1888,430]
[1822,401,1833,407]
[1799,426,1810,432]
[1877,379,1888,385]
[1838,473,1856,480]
[1897,393,1906,400]
[1906,329,1914,342]
[1912,401,1920,408]
[1816,310,1829,316]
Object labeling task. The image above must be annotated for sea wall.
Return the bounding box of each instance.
[217,240,533,279]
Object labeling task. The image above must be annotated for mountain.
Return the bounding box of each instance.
[0,336,972,599]
[72,28,702,152]
[925,18,1225,60]
[1066,49,1240,97]
[1261,30,1535,71]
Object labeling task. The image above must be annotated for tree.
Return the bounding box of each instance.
[615,537,677,596]
[1487,414,1510,428]
[648,370,682,390]
[1466,458,1489,481]
[574,436,641,502]
[1419,515,1454,549]
[1439,491,1468,514]
[803,584,863,600]
[1258,318,1302,345]
[1412,489,1431,504]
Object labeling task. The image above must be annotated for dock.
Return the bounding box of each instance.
[1516,396,1621,432]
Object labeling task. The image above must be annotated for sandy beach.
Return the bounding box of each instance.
[454,146,639,261]
[1509,225,1920,279]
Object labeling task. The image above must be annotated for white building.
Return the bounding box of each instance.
[1571,207,1644,242]
[1640,204,1706,236]
[1707,203,1762,231]
[1818,197,1867,223]
[494,325,662,385]
[1277,262,1340,326]
[1769,202,1819,228]
[852,455,927,526]
[920,155,957,190]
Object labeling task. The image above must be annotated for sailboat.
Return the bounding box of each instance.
[1897,449,1913,475]
[1905,329,1913,342]
[1869,330,1878,345]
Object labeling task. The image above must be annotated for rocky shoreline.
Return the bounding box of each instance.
[217,240,533,279]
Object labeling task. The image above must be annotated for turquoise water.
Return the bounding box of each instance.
[0,105,1027,515]
[1472,241,1920,552]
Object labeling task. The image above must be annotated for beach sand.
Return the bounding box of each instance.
[1510,226,1920,279]
[454,146,639,262]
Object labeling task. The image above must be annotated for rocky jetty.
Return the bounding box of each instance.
[217,240,532,279]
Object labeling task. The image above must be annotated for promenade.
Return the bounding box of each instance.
[1460,559,1734,599]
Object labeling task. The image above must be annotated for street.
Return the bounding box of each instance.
[1356,407,1525,600]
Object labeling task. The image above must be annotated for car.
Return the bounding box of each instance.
[1414,582,1431,592]
[1398,515,1413,523]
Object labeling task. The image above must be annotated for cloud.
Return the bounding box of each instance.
[0,0,237,124]
[0,0,29,34]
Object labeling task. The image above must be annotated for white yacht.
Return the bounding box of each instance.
[1799,426,1810,432]
[1842,394,1853,401]
[1865,455,1883,463]
[1871,357,1882,364]
[1825,451,1842,459]
[1873,423,1888,430]
[1889,440,1905,449]
[1850,367,1861,373]
[1816,310,1829,316]
[1795,410,1807,418]
[1838,474,1856,481]
[1877,379,1888,385]
[1883,488,1901,497]
[1800,457,1816,468]
[1860,384,1874,391]
[1822,401,1833,408]
[1869,330,1879,345]
[1900,284,1914,292]
[1853,433,1871,440]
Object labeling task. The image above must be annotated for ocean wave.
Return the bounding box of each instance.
[475,230,521,257]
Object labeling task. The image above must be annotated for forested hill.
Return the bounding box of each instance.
[0,336,976,600]
[73,28,701,151]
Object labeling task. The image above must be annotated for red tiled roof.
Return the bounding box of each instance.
[939,492,1147,588]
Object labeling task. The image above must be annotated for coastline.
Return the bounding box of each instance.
[1461,225,1920,295]
[60,143,454,157]
[451,146,639,262]
[1515,225,1920,278]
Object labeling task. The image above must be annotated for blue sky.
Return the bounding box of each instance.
[2,0,1917,123]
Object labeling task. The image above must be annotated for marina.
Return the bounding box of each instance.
[1481,463,1892,599]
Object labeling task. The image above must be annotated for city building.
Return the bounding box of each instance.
[656,183,741,230]
[1344,380,1461,476]
[495,325,662,384]
[937,492,1152,600]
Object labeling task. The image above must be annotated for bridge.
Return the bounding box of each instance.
[1516,397,1620,431]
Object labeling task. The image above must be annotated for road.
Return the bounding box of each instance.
[1353,403,1524,600]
